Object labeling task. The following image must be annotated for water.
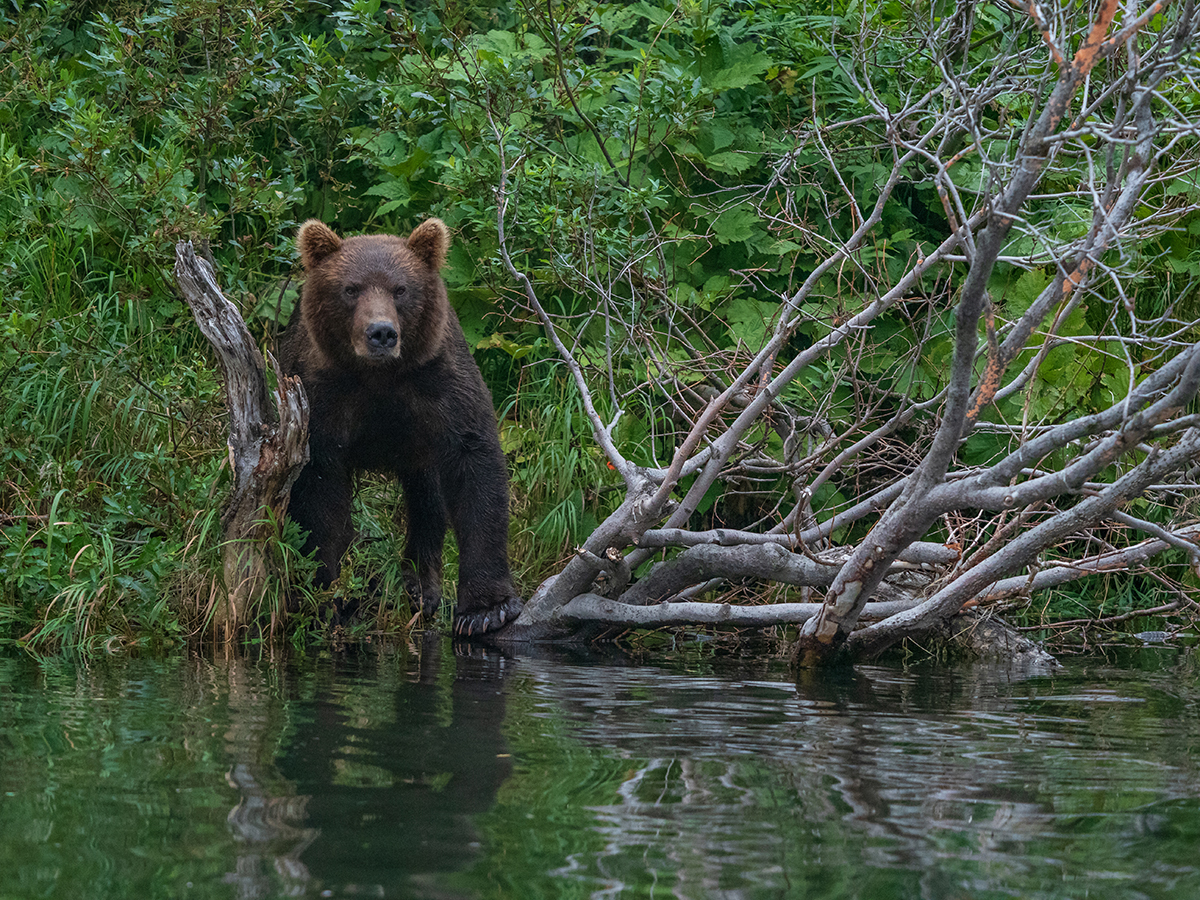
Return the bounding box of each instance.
[1,640,1198,900]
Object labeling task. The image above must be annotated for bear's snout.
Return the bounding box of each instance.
[351,291,403,361]
[366,321,399,351]
[357,318,401,359]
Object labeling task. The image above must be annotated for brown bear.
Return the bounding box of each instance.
[279,217,522,636]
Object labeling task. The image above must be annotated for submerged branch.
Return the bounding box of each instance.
[560,593,923,628]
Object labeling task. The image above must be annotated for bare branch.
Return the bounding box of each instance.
[484,0,1200,664]
[559,594,924,628]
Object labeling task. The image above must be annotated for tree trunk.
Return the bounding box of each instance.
[174,241,309,640]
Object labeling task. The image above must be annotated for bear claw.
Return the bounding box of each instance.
[453,596,523,638]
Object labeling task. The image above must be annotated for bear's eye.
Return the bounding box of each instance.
[344,284,362,300]
[392,285,407,301]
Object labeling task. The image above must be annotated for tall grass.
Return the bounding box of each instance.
[0,1,330,647]
[0,221,220,647]
[501,363,624,587]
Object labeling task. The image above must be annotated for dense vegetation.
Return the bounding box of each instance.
[1,0,1197,652]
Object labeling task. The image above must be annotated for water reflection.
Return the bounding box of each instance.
[223,660,316,898]
[275,636,515,895]
[487,651,1200,899]
[0,644,1198,900]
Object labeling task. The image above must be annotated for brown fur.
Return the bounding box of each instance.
[280,219,522,636]
[294,219,451,372]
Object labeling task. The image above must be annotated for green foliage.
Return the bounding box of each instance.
[0,0,1192,647]
[0,0,368,646]
[502,363,621,574]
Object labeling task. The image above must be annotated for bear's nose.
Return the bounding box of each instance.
[366,322,398,350]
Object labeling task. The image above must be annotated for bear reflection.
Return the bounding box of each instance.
[276,641,513,894]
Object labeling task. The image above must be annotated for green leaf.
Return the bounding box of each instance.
[708,123,735,152]
[1166,171,1200,197]
[710,205,760,245]
[766,238,802,256]
[477,332,534,359]
[706,40,771,92]
[726,297,777,348]
[1003,268,1051,318]
[365,179,410,216]
[705,151,758,174]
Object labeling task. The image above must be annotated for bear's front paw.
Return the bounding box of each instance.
[420,591,442,621]
[403,570,443,621]
[453,596,523,638]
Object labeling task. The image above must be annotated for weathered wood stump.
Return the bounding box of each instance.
[174,241,309,641]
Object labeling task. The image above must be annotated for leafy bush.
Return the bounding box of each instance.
[2,0,1195,649]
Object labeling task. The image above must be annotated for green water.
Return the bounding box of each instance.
[1,641,1198,900]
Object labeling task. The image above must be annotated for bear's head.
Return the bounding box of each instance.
[296,218,452,370]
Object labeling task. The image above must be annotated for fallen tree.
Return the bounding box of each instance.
[468,0,1200,662]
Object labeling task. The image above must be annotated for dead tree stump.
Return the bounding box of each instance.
[174,241,309,641]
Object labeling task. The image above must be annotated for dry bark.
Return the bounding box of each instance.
[174,241,309,640]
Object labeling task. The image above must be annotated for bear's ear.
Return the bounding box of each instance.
[297,220,342,270]
[407,218,451,271]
